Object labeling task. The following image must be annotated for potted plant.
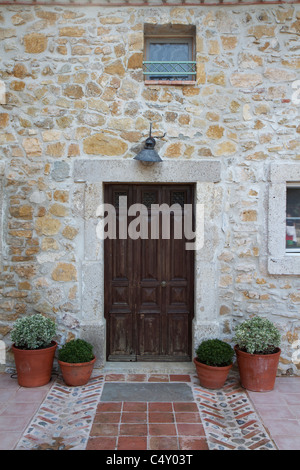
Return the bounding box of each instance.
[11,314,57,388]
[234,316,281,392]
[57,338,96,386]
[193,338,234,389]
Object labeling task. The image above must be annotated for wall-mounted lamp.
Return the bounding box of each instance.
[134,123,165,163]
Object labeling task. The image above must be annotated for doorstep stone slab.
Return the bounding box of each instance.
[100,383,194,402]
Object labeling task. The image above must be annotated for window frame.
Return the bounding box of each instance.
[143,25,196,86]
[268,163,300,275]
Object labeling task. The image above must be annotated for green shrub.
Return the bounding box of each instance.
[234,316,281,355]
[11,314,56,350]
[58,339,94,364]
[195,339,234,367]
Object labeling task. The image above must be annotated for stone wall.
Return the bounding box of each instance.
[0,3,299,373]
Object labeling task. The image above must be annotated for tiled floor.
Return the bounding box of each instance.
[248,377,300,451]
[0,370,300,450]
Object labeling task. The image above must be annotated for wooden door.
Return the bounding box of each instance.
[104,184,194,362]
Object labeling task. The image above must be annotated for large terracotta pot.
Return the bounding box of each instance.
[58,356,96,386]
[193,357,232,390]
[12,341,57,388]
[234,346,281,392]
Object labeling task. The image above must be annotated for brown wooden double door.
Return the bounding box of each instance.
[104,184,194,362]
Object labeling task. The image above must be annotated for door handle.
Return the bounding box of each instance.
[161,281,167,287]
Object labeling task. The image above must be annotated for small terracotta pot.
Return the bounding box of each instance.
[193,357,232,390]
[58,357,96,386]
[234,346,281,392]
[12,341,57,388]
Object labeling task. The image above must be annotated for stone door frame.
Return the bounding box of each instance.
[73,159,222,367]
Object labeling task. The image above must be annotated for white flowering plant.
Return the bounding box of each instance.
[11,314,56,350]
[234,316,281,355]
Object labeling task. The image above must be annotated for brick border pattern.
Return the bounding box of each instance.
[192,372,277,450]
[16,374,104,450]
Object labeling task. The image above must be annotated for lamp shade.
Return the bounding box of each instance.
[134,124,163,162]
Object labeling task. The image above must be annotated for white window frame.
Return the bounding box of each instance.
[268,163,300,275]
[286,184,300,254]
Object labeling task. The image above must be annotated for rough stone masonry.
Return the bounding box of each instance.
[0,3,299,374]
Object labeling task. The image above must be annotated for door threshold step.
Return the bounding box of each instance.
[98,361,195,375]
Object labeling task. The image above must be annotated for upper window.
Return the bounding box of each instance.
[143,24,196,84]
[268,163,300,275]
[286,186,300,253]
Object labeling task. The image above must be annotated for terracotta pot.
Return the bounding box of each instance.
[58,356,96,386]
[234,346,281,392]
[193,357,232,390]
[12,341,57,388]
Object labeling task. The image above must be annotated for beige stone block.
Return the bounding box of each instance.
[83,133,128,156]
[164,143,183,158]
[59,27,85,37]
[22,137,42,157]
[41,237,59,251]
[230,73,262,88]
[206,125,224,139]
[63,85,84,99]
[99,16,124,24]
[13,63,28,79]
[104,60,125,77]
[49,203,68,217]
[127,53,143,69]
[221,36,237,50]
[62,226,78,240]
[214,141,237,156]
[9,205,33,220]
[0,113,9,128]
[264,67,297,82]
[35,216,61,236]
[241,210,257,222]
[46,142,65,158]
[42,130,62,142]
[248,25,276,39]
[208,39,220,55]
[24,33,47,53]
[207,71,225,86]
[52,263,77,282]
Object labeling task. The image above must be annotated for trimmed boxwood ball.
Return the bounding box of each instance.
[195,339,234,367]
[58,339,94,364]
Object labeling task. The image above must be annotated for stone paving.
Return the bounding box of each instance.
[0,369,288,451]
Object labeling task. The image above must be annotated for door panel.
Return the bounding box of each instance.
[104,184,194,362]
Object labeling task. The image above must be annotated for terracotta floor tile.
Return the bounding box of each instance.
[117,436,147,450]
[127,374,147,382]
[86,437,117,450]
[149,437,179,450]
[120,424,148,436]
[90,423,119,437]
[148,374,169,382]
[121,412,147,423]
[173,402,199,412]
[105,374,126,382]
[148,402,173,412]
[170,375,191,382]
[179,437,209,450]
[149,423,177,436]
[273,436,300,451]
[175,412,201,423]
[93,412,121,423]
[254,404,294,420]
[97,402,122,412]
[176,423,205,436]
[149,412,175,423]
[123,402,147,412]
[262,419,300,436]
